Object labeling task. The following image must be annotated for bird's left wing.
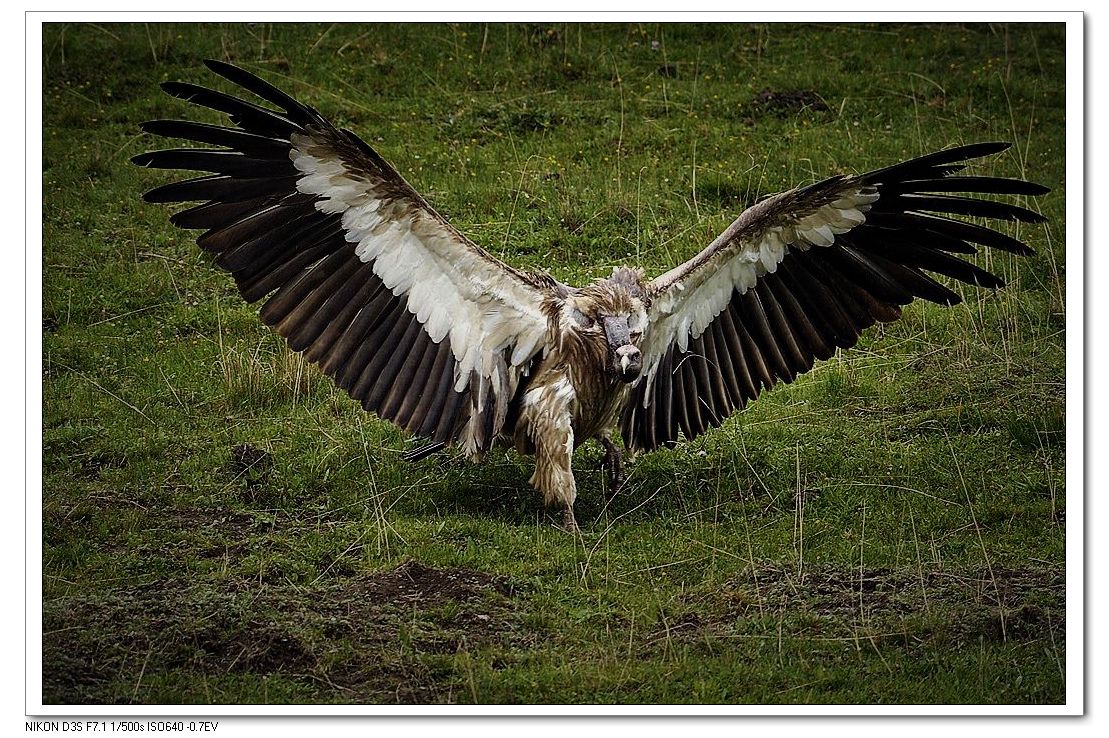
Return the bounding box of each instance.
[134,60,557,454]
[623,143,1048,451]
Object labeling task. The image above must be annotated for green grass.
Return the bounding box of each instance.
[41,22,1066,705]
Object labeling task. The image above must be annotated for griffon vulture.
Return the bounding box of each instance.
[134,61,1048,530]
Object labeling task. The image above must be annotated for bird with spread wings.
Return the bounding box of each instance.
[134,61,1048,530]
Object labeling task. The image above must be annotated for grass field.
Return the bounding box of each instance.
[40,22,1067,705]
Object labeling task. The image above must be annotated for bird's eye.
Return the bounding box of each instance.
[571,308,595,328]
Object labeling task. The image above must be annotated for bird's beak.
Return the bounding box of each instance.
[615,345,642,383]
[603,316,642,383]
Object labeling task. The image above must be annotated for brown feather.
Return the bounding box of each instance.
[349,308,418,404]
[302,273,386,363]
[277,254,366,350]
[408,339,455,435]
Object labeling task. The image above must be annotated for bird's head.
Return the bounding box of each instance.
[560,267,649,384]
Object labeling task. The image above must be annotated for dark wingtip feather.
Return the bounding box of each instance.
[402,441,447,462]
[865,142,1015,184]
[139,118,195,138]
[202,58,320,125]
[141,176,217,203]
[939,141,1012,160]
[893,176,1052,197]
[203,58,231,74]
[160,80,196,99]
[972,141,1012,155]
[910,141,1011,166]
[889,193,1049,224]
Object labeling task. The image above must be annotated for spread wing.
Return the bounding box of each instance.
[622,143,1048,451]
[134,60,558,455]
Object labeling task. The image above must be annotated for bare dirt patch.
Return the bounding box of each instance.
[651,564,1064,649]
[750,89,829,116]
[346,559,515,603]
[42,559,523,704]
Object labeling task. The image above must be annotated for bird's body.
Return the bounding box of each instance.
[134,61,1048,530]
[502,270,649,525]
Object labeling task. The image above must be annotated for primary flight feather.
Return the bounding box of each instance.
[134,60,1048,530]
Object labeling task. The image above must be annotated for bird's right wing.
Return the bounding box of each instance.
[623,143,1048,451]
[134,60,558,454]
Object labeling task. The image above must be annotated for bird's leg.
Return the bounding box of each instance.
[599,434,624,497]
[526,409,579,533]
[560,505,579,533]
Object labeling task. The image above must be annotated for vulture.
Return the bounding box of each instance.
[134,60,1049,531]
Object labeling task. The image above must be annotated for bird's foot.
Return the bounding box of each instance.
[599,436,624,497]
[560,506,580,533]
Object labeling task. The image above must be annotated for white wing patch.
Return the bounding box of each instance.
[640,186,878,401]
[291,135,551,452]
